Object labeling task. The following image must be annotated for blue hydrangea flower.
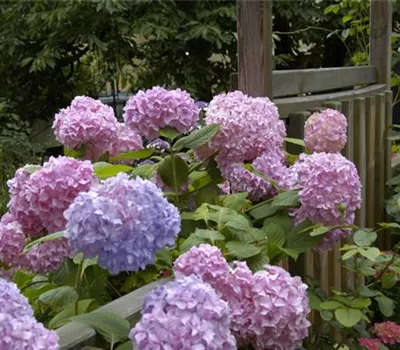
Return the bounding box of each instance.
[65,173,181,274]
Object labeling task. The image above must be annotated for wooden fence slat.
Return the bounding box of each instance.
[384,90,393,249]
[353,97,367,228]
[286,112,310,154]
[229,66,377,97]
[342,100,355,162]
[366,95,377,229]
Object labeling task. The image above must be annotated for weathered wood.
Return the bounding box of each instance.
[384,90,393,249]
[342,100,355,162]
[353,98,367,228]
[366,96,377,229]
[370,0,392,86]
[237,0,272,97]
[57,279,168,350]
[262,0,273,97]
[275,84,386,119]
[286,112,310,154]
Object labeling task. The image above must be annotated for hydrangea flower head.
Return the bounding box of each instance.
[0,221,25,265]
[53,96,118,161]
[290,152,361,252]
[20,156,97,233]
[173,244,230,290]
[304,108,347,153]
[0,278,34,319]
[130,275,236,350]
[201,91,286,166]
[373,321,400,345]
[248,265,311,350]
[359,338,382,350]
[108,123,143,161]
[65,173,181,274]
[123,87,199,140]
[20,238,70,274]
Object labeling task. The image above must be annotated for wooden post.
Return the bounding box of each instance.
[237,0,273,97]
[370,0,392,86]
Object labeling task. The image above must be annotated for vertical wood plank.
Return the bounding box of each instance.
[237,0,272,97]
[353,98,367,228]
[286,112,310,154]
[370,0,393,86]
[342,100,355,162]
[366,95,377,229]
[384,91,393,249]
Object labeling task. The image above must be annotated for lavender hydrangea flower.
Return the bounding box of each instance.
[0,221,25,266]
[123,87,199,140]
[53,96,118,161]
[249,265,311,350]
[108,123,143,161]
[200,91,286,167]
[65,173,181,274]
[0,314,59,350]
[304,108,347,153]
[0,278,34,319]
[130,275,236,350]
[173,243,231,290]
[290,152,362,252]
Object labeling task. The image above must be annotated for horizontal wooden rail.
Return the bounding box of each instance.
[56,279,168,350]
[230,66,377,98]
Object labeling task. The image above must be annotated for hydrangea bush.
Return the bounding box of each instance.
[0,88,392,349]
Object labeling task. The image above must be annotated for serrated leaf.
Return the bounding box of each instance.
[353,230,377,247]
[247,251,269,272]
[94,163,133,179]
[159,126,180,141]
[109,149,153,162]
[226,241,261,259]
[157,155,188,190]
[180,234,205,253]
[23,231,64,253]
[116,342,133,350]
[248,201,279,220]
[221,192,251,212]
[39,286,78,311]
[48,299,94,329]
[225,216,251,232]
[194,229,225,244]
[310,226,331,237]
[131,164,157,179]
[264,223,285,246]
[320,300,344,310]
[173,124,220,152]
[263,213,293,234]
[155,247,173,270]
[376,295,394,317]
[71,312,130,346]
[334,308,363,327]
[271,190,299,207]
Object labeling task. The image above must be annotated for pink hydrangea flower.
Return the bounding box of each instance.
[19,238,70,274]
[359,338,382,350]
[249,265,311,350]
[20,156,97,233]
[304,108,347,153]
[373,321,400,345]
[0,221,25,266]
[123,86,199,140]
[173,243,231,290]
[108,122,143,161]
[53,96,118,161]
[200,91,286,166]
[290,152,361,252]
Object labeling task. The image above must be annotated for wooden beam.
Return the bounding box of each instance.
[237,0,273,97]
[370,0,392,86]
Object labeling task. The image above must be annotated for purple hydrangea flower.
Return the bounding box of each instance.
[130,275,236,350]
[0,314,59,350]
[304,108,347,153]
[108,123,143,162]
[290,152,362,252]
[199,91,286,167]
[147,138,170,151]
[123,87,199,140]
[249,265,311,350]
[0,278,34,319]
[65,173,181,274]
[0,221,25,266]
[173,243,231,290]
[53,96,118,161]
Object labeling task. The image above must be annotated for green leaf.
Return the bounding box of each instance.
[285,221,323,255]
[157,155,188,190]
[342,15,353,23]
[271,190,299,208]
[334,308,363,327]
[387,175,400,186]
[94,163,133,179]
[247,250,269,272]
[350,297,371,309]
[194,229,225,244]
[310,226,331,237]
[353,230,377,247]
[264,223,285,246]
[221,192,251,212]
[109,149,153,162]
[155,247,173,270]
[263,213,293,234]
[358,247,380,261]
[308,290,322,310]
[48,299,94,329]
[116,342,133,350]
[357,285,377,297]
[195,182,220,206]
[225,216,251,232]
[248,201,279,220]
[173,124,220,152]
[131,164,157,179]
[71,312,130,346]
[342,249,358,260]
[379,222,400,229]
[320,301,344,310]
[284,137,306,148]
[23,231,64,253]
[39,286,78,311]
[22,164,41,174]
[180,234,205,253]
[381,273,398,289]
[64,145,86,159]
[376,295,394,317]
[226,241,261,259]
[321,310,333,321]
[159,126,180,141]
